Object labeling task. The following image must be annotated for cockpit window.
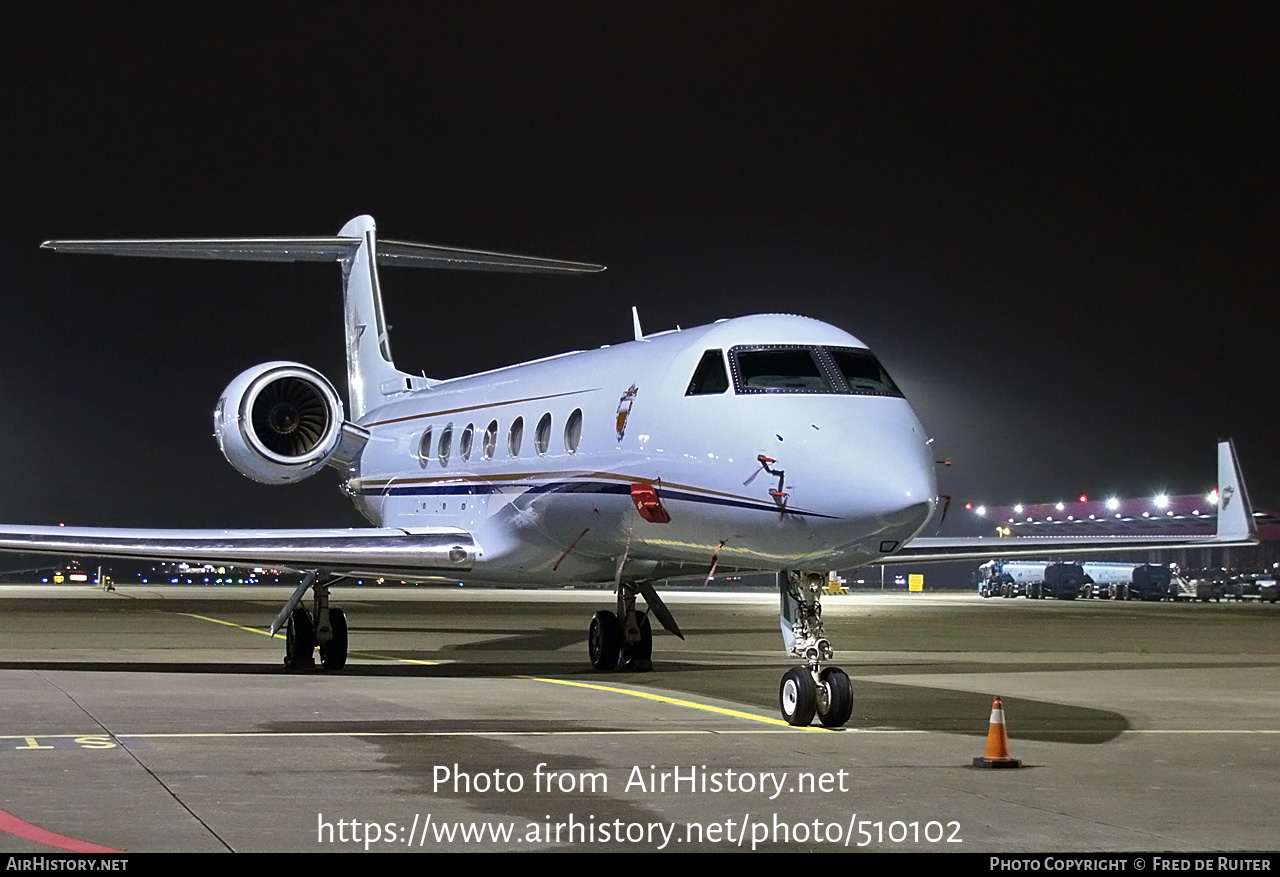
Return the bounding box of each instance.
[685,349,729,395]
[730,347,832,393]
[727,345,904,397]
[827,347,903,397]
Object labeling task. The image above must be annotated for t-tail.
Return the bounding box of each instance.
[42,215,605,418]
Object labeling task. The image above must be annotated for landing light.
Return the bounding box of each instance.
[1106,498,1120,511]
[975,505,986,516]
[1154,494,1169,509]
[1055,502,1064,511]
[1014,504,1023,514]
[1207,489,1219,505]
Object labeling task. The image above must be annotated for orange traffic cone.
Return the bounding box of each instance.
[972,696,1022,768]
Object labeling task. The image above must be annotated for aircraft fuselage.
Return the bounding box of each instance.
[347,314,937,584]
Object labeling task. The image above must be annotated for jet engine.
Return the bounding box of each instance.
[214,362,356,484]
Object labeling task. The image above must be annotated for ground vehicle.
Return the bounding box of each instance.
[977,560,1086,599]
[1130,564,1174,601]
[1080,562,1172,600]
[1171,568,1229,602]
[1222,571,1268,602]
[1257,576,1279,604]
[1081,563,1134,599]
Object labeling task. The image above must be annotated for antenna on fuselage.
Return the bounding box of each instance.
[632,306,644,341]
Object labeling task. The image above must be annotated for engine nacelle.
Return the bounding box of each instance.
[214,362,348,484]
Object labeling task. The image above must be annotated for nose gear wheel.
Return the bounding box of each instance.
[817,666,853,727]
[780,667,817,726]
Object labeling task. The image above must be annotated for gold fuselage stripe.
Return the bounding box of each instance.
[365,388,599,427]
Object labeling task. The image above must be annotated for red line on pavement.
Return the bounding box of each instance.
[0,808,122,853]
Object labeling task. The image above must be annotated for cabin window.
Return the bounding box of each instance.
[534,413,553,455]
[438,423,453,467]
[418,427,433,467]
[731,347,832,393]
[564,408,583,453]
[459,423,474,462]
[482,420,498,459]
[686,349,729,395]
[508,416,524,457]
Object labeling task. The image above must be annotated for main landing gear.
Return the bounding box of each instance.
[778,571,854,728]
[274,572,349,671]
[588,581,682,672]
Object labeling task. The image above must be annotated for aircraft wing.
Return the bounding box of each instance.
[887,440,1258,564]
[0,526,477,580]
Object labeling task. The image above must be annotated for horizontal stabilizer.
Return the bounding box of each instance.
[41,236,605,274]
[379,239,604,273]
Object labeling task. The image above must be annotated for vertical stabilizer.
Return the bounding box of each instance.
[1215,439,1257,543]
[338,215,402,419]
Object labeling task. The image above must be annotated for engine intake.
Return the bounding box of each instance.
[215,362,348,484]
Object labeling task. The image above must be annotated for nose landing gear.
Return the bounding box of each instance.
[778,571,854,727]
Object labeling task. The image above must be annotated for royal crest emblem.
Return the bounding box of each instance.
[1221,485,1235,510]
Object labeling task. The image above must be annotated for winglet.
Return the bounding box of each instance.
[632,306,644,341]
[1215,439,1257,543]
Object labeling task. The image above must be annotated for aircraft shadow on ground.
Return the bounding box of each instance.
[850,681,1129,744]
[0,663,1129,744]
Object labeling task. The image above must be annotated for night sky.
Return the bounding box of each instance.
[4,4,1277,530]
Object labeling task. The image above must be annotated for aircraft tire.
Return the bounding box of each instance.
[817,667,853,728]
[622,612,653,672]
[320,607,348,671]
[285,606,315,670]
[588,610,621,670]
[780,667,817,726]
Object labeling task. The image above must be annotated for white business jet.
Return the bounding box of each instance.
[2,216,1257,727]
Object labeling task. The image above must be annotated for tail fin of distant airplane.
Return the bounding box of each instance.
[885,439,1256,564]
[42,215,604,418]
[1214,438,1257,543]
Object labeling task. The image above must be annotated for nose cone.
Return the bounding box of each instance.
[854,441,936,535]
[792,399,937,544]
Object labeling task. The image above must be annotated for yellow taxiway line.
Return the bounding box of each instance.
[175,610,813,729]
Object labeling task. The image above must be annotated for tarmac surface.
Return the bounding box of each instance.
[0,584,1278,853]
